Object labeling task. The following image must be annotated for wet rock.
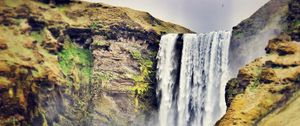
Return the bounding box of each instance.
[28,16,46,31]
[65,27,92,46]
[48,27,61,38]
[105,24,160,43]
[38,0,71,5]
[287,0,300,41]
[225,78,241,107]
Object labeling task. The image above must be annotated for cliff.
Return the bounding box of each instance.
[219,0,300,125]
[228,0,291,76]
[0,0,191,125]
[219,34,300,125]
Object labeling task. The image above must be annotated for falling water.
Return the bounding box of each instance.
[157,34,180,126]
[157,31,231,126]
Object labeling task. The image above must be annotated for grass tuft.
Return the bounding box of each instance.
[58,41,92,86]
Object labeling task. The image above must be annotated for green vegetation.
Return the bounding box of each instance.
[94,71,116,89]
[57,4,68,13]
[58,40,93,86]
[92,40,108,47]
[4,0,22,7]
[130,50,143,60]
[129,50,154,95]
[252,67,263,76]
[292,20,300,28]
[89,22,103,31]
[234,32,244,39]
[249,79,260,91]
[30,31,44,43]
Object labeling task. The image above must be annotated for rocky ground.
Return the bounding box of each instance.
[0,0,191,125]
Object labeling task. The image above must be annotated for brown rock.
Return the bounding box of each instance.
[0,39,8,50]
[265,35,297,55]
[260,68,277,83]
[41,40,62,53]
[0,61,11,73]
[277,42,298,55]
[23,41,37,49]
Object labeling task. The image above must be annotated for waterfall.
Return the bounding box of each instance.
[157,34,180,126]
[157,31,231,126]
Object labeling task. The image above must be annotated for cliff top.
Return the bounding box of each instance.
[0,0,192,34]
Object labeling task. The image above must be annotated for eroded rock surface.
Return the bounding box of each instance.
[0,0,191,125]
[218,34,300,126]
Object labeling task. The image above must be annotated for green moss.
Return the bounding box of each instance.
[30,31,44,43]
[252,67,263,76]
[234,32,244,39]
[92,40,108,47]
[4,0,22,7]
[130,50,143,60]
[249,79,260,91]
[292,20,300,28]
[130,81,149,95]
[94,71,115,88]
[130,67,150,95]
[58,40,92,85]
[0,77,11,86]
[57,4,68,13]
[89,22,103,31]
[128,50,155,96]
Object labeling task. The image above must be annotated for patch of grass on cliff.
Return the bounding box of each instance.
[30,31,44,43]
[249,79,260,91]
[4,0,22,7]
[58,41,92,86]
[130,50,143,61]
[94,71,116,89]
[292,20,300,28]
[92,40,108,47]
[129,50,154,95]
[252,67,263,76]
[90,22,103,31]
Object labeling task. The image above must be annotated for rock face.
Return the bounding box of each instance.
[286,0,300,41]
[221,0,300,125]
[228,0,291,76]
[0,0,191,125]
[218,34,300,126]
[37,0,71,5]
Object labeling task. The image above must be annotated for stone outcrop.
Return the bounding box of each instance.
[221,1,300,124]
[287,0,300,41]
[218,34,300,126]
